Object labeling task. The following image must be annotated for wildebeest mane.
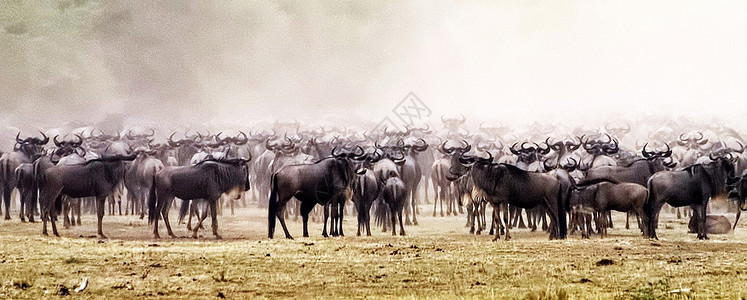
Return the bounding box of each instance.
[500,163,530,182]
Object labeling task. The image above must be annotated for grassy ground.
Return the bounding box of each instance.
[0,203,746,299]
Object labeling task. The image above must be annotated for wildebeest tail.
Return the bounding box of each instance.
[177,199,190,224]
[557,185,567,239]
[644,177,655,237]
[267,173,278,239]
[147,175,157,225]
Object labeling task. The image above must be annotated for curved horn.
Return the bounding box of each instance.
[510,142,521,156]
[679,133,688,142]
[331,146,343,157]
[235,131,248,145]
[72,134,83,147]
[168,132,180,147]
[642,143,655,159]
[146,128,155,137]
[126,129,135,140]
[15,132,22,144]
[53,135,62,147]
[461,140,471,153]
[695,131,704,141]
[659,143,672,158]
[39,131,49,144]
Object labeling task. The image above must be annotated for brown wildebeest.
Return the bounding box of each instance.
[688,214,731,234]
[570,178,648,238]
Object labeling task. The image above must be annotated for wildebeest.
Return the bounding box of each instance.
[688,214,731,234]
[570,179,648,238]
[449,152,567,240]
[645,155,737,239]
[0,132,48,220]
[382,176,407,236]
[148,156,251,239]
[268,147,364,239]
[38,154,137,238]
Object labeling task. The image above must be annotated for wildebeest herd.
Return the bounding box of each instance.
[1,117,746,242]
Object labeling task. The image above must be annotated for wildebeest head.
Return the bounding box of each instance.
[641,143,677,170]
[14,131,49,157]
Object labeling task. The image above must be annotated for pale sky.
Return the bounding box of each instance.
[1,1,746,130]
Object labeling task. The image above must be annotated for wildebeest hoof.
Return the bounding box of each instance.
[4,216,10,220]
[20,218,26,223]
[413,221,418,225]
[98,234,107,239]
[400,232,406,236]
[285,235,294,240]
[214,234,222,240]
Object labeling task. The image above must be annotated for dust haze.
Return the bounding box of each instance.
[1,1,747,131]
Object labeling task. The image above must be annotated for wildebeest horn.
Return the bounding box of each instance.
[15,132,23,144]
[658,143,672,158]
[39,131,49,144]
[698,138,709,145]
[733,141,745,154]
[73,134,83,147]
[215,132,224,143]
[331,146,343,158]
[695,131,704,141]
[461,140,471,153]
[642,143,655,159]
[510,142,521,156]
[126,129,135,140]
[412,138,428,152]
[235,131,248,145]
[146,128,155,137]
[482,151,493,161]
[111,130,120,141]
[709,152,718,161]
[679,133,688,142]
[53,135,62,147]
[168,132,180,147]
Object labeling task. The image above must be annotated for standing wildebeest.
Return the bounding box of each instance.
[268,147,364,239]
[382,176,407,236]
[38,154,136,238]
[0,132,48,220]
[645,154,737,240]
[449,152,567,240]
[148,156,251,239]
[351,152,381,236]
[570,179,648,238]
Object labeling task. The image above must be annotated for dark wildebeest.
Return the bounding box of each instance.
[449,152,567,240]
[646,154,737,239]
[38,154,137,238]
[382,176,407,236]
[0,132,48,220]
[148,156,251,239]
[268,147,364,239]
[352,153,381,236]
[570,178,648,238]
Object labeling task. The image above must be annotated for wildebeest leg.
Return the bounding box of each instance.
[339,199,345,236]
[96,196,107,239]
[390,206,398,236]
[230,195,235,216]
[501,203,511,240]
[3,185,12,220]
[647,202,664,239]
[676,207,681,219]
[606,211,613,229]
[625,211,631,229]
[322,203,330,238]
[74,198,81,226]
[477,202,486,235]
[161,197,177,238]
[300,200,315,238]
[19,190,26,222]
[734,209,741,230]
[432,182,439,216]
[63,197,71,229]
[491,204,500,241]
[209,199,221,239]
[695,203,709,240]
[398,208,406,236]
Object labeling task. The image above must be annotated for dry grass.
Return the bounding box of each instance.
[0,204,746,299]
